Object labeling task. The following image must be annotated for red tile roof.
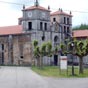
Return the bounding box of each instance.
[23,6,50,11]
[73,30,88,38]
[0,25,22,35]
[51,11,72,16]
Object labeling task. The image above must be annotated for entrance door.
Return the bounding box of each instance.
[54,55,58,66]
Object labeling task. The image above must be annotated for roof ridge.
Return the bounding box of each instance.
[23,5,50,11]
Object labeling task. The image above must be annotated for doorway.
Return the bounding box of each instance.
[54,55,58,66]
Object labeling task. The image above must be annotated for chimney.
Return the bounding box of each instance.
[59,8,60,11]
[70,11,72,15]
[23,5,25,9]
[60,8,63,12]
[48,6,50,10]
[35,0,39,7]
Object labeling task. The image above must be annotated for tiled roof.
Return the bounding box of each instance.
[50,11,72,16]
[73,30,88,38]
[23,6,50,11]
[0,25,22,35]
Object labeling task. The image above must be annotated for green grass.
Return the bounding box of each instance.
[31,66,88,78]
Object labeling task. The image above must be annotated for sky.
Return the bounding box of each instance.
[0,0,88,27]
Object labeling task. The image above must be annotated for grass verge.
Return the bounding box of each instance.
[31,66,88,78]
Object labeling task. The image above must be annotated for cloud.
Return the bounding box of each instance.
[0,0,88,26]
[40,0,88,26]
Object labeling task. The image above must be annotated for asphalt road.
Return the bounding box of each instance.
[0,66,88,88]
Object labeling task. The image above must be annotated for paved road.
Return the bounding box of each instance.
[0,66,88,88]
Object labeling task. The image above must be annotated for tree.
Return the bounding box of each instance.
[33,40,40,66]
[33,40,53,68]
[73,24,88,30]
[60,39,88,74]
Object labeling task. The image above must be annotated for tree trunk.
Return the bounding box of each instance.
[37,58,40,67]
[79,57,84,74]
[38,56,42,68]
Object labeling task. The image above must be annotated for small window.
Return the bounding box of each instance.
[2,44,4,50]
[20,56,24,59]
[53,18,56,22]
[67,27,70,33]
[64,26,66,33]
[40,22,43,30]
[67,18,69,24]
[64,17,66,24]
[54,36,58,42]
[28,22,32,30]
[45,23,47,30]
[42,36,45,41]
[19,44,24,59]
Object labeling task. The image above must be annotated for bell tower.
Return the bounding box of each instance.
[22,0,50,32]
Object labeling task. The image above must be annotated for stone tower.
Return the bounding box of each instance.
[22,0,51,32]
[50,9,72,41]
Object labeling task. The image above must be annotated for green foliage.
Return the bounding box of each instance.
[33,40,53,67]
[73,40,88,57]
[63,39,88,57]
[41,43,47,56]
[34,46,40,58]
[60,43,67,55]
[73,24,88,30]
[60,39,88,74]
[46,42,52,57]
[55,46,58,52]
[33,40,38,47]
[60,44,66,51]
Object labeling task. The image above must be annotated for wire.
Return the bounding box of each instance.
[0,0,24,5]
[50,8,88,14]
[0,0,88,14]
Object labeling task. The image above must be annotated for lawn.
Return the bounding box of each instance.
[31,66,88,78]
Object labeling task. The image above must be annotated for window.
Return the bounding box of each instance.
[2,44,4,50]
[42,32,45,41]
[19,44,24,59]
[64,17,66,24]
[64,26,66,33]
[54,36,58,42]
[2,44,4,64]
[42,36,45,41]
[28,22,32,30]
[2,52,4,64]
[40,22,43,30]
[67,27,70,33]
[45,23,47,31]
[53,18,56,22]
[67,18,69,24]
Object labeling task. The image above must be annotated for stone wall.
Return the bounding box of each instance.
[0,34,32,66]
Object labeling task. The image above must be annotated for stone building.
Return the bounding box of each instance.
[0,0,72,65]
[0,26,32,65]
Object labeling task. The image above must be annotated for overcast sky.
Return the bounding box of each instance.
[0,0,88,27]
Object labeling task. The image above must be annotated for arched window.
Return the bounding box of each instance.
[54,36,58,42]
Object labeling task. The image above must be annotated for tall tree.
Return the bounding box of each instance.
[60,39,88,74]
[33,40,53,68]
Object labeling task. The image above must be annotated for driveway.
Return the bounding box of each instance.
[0,66,87,88]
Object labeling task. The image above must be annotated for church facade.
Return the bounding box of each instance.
[0,0,72,65]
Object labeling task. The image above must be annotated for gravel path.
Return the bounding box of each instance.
[0,66,87,88]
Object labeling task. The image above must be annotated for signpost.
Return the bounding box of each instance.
[60,56,67,70]
[59,56,68,75]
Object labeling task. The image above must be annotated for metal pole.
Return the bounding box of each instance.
[72,51,74,76]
